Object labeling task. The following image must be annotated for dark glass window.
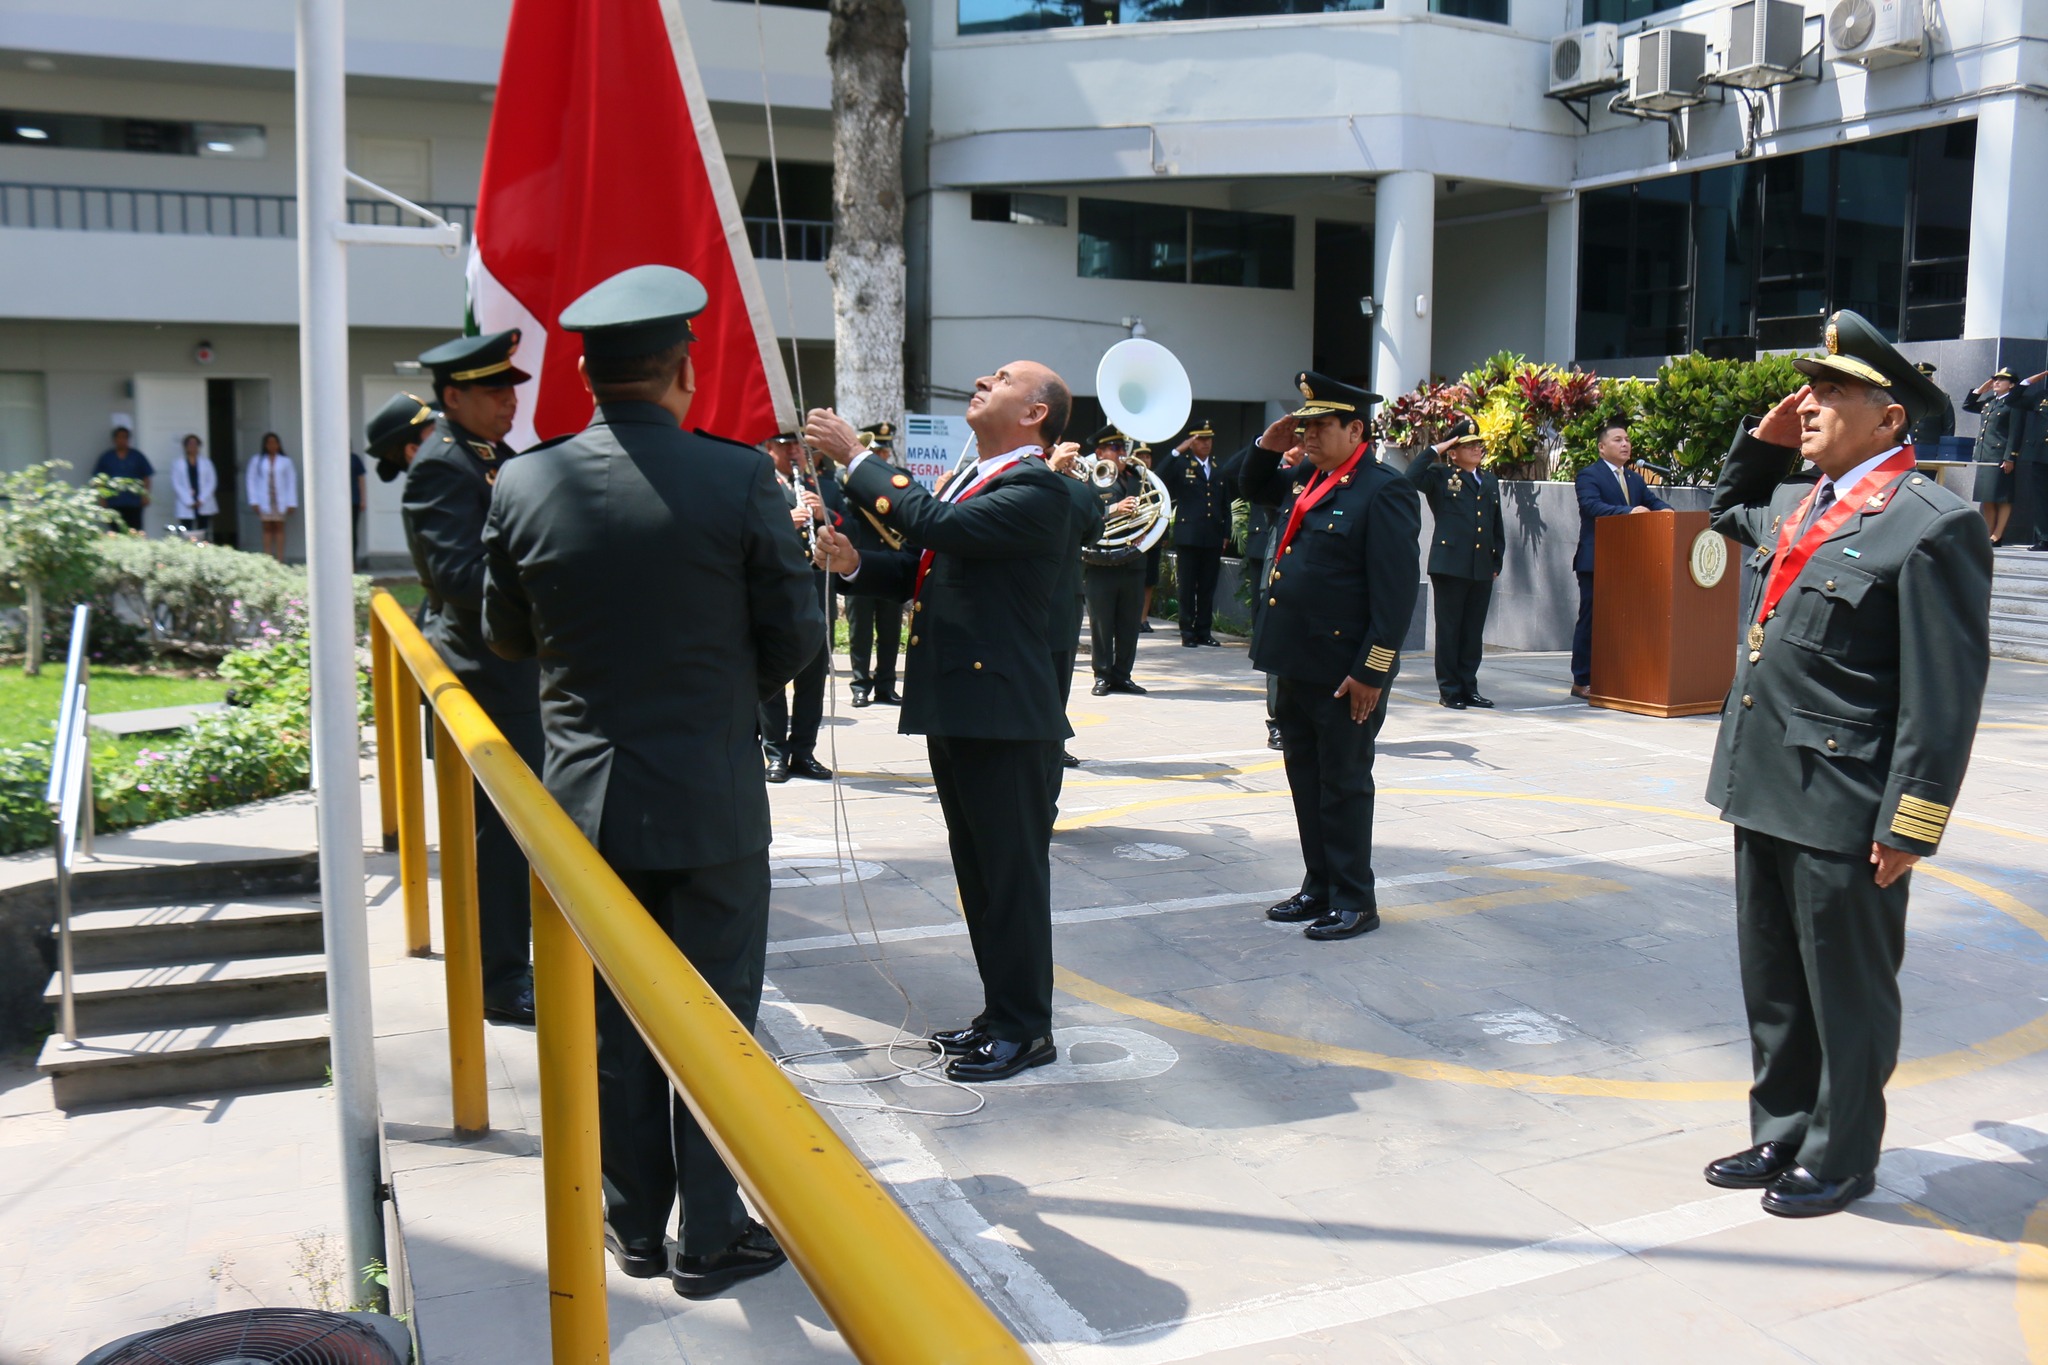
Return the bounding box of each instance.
[1431,0,1508,19]
[1191,209,1293,288]
[1581,0,1690,19]
[1,110,263,158]
[971,192,1068,226]
[1079,200,1187,284]
[1573,123,1973,360]
[960,0,1375,35]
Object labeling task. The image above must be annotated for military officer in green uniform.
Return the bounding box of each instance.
[1240,373,1421,942]
[364,390,436,488]
[1907,360,1955,454]
[1405,419,1504,709]
[1964,367,2019,544]
[1701,310,1992,1218]
[482,265,825,1296]
[405,330,542,1023]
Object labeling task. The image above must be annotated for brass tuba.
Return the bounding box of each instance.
[1082,341,1186,565]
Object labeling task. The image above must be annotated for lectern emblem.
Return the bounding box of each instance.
[1688,527,1728,590]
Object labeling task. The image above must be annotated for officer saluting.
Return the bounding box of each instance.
[482,266,825,1295]
[405,330,542,1023]
[1405,419,1504,709]
[1240,373,1421,942]
[1156,418,1231,647]
[1702,310,1991,1218]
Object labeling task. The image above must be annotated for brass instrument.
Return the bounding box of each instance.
[1081,341,1187,565]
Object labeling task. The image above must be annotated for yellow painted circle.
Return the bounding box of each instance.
[1056,786,2048,1100]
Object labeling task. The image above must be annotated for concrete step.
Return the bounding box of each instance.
[65,897,323,970]
[36,1012,330,1110]
[1990,612,2048,645]
[45,953,327,1033]
[1991,549,2048,580]
[1992,632,2048,662]
[1991,590,2048,621]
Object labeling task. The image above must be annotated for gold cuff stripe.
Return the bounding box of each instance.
[1890,815,1944,842]
[1364,647,1397,671]
[1895,794,1951,821]
[449,359,515,382]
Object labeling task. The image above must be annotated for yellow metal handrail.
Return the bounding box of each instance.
[368,589,1028,1364]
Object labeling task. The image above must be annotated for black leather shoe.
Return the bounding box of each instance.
[764,751,789,783]
[1138,620,1154,633]
[873,687,902,705]
[672,1219,787,1298]
[1198,636,1223,647]
[1465,694,1496,709]
[787,754,833,781]
[1439,696,1467,709]
[1266,721,1284,751]
[1181,638,1199,648]
[1091,678,1113,696]
[2031,544,2048,553]
[1062,750,1081,768]
[604,1225,667,1279]
[1305,908,1381,941]
[484,980,536,1025]
[1703,1141,1799,1189]
[1111,679,1148,695]
[850,688,873,708]
[1266,892,1326,923]
[1760,1167,1876,1218]
[932,1022,990,1055]
[944,1035,1057,1082]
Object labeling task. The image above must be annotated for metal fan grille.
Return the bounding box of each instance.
[1553,37,1583,83]
[1830,0,1876,49]
[93,1309,402,1365]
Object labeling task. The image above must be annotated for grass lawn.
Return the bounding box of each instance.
[0,667,229,768]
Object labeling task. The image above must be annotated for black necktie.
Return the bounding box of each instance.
[1799,482,1836,538]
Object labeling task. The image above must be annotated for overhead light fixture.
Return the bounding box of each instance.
[392,360,425,377]
[205,141,234,152]
[16,127,49,140]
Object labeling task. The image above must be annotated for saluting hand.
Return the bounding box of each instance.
[1333,676,1382,725]
[1754,385,1810,449]
[1257,415,1297,453]
[1870,842,1919,889]
[814,523,859,575]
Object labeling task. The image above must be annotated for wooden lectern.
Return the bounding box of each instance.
[1588,509,1738,718]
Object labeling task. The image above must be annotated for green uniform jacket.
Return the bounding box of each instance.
[1963,388,2017,464]
[1405,454,1505,580]
[1705,426,1993,858]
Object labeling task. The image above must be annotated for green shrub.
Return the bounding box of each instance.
[1554,353,1804,485]
[84,535,370,661]
[0,462,129,674]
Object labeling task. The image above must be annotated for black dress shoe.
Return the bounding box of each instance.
[1266,721,1284,751]
[1760,1167,1876,1218]
[483,981,536,1025]
[873,687,902,705]
[850,688,873,708]
[1266,891,1327,923]
[764,752,789,783]
[2031,544,2048,553]
[1181,638,1199,648]
[1111,679,1148,695]
[1198,636,1223,647]
[1304,908,1381,941]
[1091,678,1113,696]
[932,1022,990,1056]
[944,1035,1057,1082]
[1465,694,1496,709]
[672,1219,787,1298]
[1439,696,1467,709]
[604,1225,667,1279]
[1062,750,1081,768]
[786,754,834,781]
[1703,1140,1799,1189]
[1138,620,1154,633]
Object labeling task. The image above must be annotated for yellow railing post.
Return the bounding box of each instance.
[370,611,398,854]
[433,715,488,1137]
[391,653,432,957]
[531,872,607,1363]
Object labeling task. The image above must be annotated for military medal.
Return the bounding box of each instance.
[1447,473,1463,494]
[1746,622,1765,652]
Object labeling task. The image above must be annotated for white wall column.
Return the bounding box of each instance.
[1965,93,2048,340]
[1373,169,1435,400]
[1543,190,1579,365]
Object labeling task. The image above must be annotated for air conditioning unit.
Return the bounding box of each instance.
[1721,0,1806,88]
[1629,28,1709,112]
[1550,23,1622,97]
[1826,0,1925,69]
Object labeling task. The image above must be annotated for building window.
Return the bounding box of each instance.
[1,110,265,158]
[0,373,48,477]
[960,0,1377,37]
[1431,0,1507,20]
[971,192,1069,226]
[1079,199,1294,289]
[1580,0,1690,20]
[1574,123,1974,362]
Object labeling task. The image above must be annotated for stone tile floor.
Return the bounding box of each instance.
[6,637,2047,1362]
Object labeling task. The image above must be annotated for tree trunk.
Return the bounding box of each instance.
[826,0,908,429]
[23,580,42,677]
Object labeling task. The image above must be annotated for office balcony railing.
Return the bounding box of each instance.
[0,181,830,260]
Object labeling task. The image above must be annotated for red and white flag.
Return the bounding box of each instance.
[468,0,795,450]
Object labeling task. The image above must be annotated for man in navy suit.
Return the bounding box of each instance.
[1571,420,1669,698]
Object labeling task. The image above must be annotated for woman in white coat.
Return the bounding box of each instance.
[245,431,298,562]
[171,434,219,536]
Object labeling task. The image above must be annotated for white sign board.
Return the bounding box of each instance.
[902,413,971,492]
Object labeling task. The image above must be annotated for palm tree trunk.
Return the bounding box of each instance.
[826,0,908,430]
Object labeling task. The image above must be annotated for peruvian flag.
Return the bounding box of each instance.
[468,0,795,450]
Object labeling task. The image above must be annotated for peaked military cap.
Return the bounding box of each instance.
[1915,361,1938,377]
[859,420,896,448]
[365,391,437,479]
[1792,310,1946,426]
[1184,418,1215,438]
[1993,367,2018,383]
[560,265,708,361]
[1088,424,1129,449]
[418,329,529,389]
[1290,371,1383,420]
[1441,416,1484,449]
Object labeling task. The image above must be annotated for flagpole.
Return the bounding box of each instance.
[297,0,386,1307]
